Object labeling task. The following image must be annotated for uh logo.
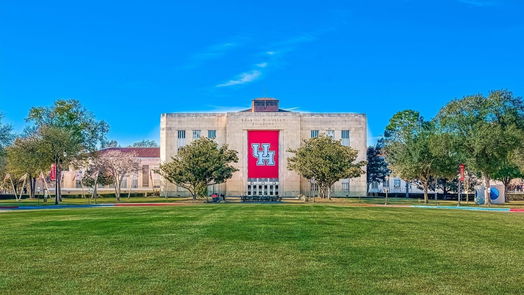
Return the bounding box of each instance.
[251,143,276,166]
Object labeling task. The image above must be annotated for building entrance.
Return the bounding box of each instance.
[247,178,279,196]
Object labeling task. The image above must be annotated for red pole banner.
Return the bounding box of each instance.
[248,130,279,178]
[50,164,56,181]
[459,164,465,181]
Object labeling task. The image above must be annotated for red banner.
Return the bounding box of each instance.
[459,164,465,181]
[50,164,56,181]
[248,130,279,178]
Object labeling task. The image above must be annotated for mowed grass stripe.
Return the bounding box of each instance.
[0,204,523,294]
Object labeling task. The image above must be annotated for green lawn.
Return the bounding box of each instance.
[2,196,524,208]
[0,196,187,207]
[1,204,523,294]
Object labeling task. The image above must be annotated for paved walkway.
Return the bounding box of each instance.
[1,202,523,212]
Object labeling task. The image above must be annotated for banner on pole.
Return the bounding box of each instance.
[50,164,57,181]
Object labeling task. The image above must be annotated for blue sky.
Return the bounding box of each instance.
[1,0,523,146]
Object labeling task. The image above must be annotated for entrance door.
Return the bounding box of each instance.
[247,178,279,196]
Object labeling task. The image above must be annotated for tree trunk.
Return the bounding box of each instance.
[114,177,121,202]
[29,176,36,199]
[502,178,510,203]
[327,185,332,200]
[483,174,491,206]
[55,160,62,205]
[423,182,429,204]
[405,181,409,198]
[92,181,98,203]
[10,177,20,201]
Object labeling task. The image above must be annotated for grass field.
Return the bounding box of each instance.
[1,204,523,294]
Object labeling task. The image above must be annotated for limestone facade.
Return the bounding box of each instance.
[160,99,367,197]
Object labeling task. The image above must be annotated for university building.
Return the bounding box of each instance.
[60,147,161,195]
[160,98,367,197]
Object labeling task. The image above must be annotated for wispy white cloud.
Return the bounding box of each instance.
[216,70,262,87]
[256,62,268,68]
[215,33,321,88]
[457,0,496,7]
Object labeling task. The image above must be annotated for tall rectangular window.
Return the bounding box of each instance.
[311,183,319,192]
[341,130,350,146]
[342,182,350,192]
[208,130,216,139]
[192,130,201,139]
[311,130,319,138]
[177,130,186,148]
[326,130,335,138]
[142,165,149,187]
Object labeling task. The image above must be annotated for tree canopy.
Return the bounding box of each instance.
[158,137,238,200]
[437,90,524,205]
[131,140,158,148]
[26,99,109,204]
[384,110,458,203]
[367,139,390,192]
[288,135,366,199]
[0,114,14,180]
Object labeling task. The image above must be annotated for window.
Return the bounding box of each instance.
[132,177,138,188]
[341,130,350,146]
[326,130,335,138]
[192,130,201,139]
[311,130,319,138]
[311,183,319,192]
[121,177,127,189]
[383,179,389,188]
[394,179,401,188]
[142,165,149,187]
[208,130,216,139]
[342,182,350,192]
[177,130,186,148]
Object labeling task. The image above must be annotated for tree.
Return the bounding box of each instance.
[158,137,238,200]
[0,113,14,180]
[131,140,158,147]
[98,149,139,201]
[492,158,523,202]
[101,139,119,148]
[511,148,524,188]
[367,139,390,194]
[288,135,366,200]
[5,135,48,199]
[384,110,448,203]
[27,100,109,204]
[437,90,524,206]
[81,159,114,202]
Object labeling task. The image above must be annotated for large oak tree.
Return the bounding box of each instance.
[437,90,524,205]
[27,100,109,204]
